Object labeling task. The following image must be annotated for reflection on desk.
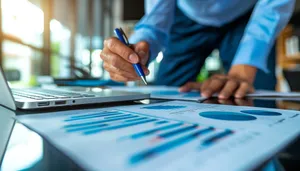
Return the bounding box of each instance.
[278,99,300,111]
[0,107,15,164]
[1,123,42,171]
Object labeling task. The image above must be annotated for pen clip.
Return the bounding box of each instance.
[114,28,129,46]
[119,28,129,44]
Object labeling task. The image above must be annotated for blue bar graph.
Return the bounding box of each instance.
[121,123,183,140]
[130,127,214,165]
[68,111,123,118]
[155,121,169,125]
[63,109,168,135]
[124,117,149,123]
[66,123,109,133]
[201,130,234,147]
[64,115,138,129]
[83,119,158,135]
[104,114,134,119]
[62,109,236,166]
[157,124,198,139]
[65,112,124,121]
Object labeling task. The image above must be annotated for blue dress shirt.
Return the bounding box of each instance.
[129,0,295,73]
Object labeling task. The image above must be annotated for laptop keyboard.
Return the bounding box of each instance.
[12,88,96,100]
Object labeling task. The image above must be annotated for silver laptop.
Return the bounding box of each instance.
[0,66,150,110]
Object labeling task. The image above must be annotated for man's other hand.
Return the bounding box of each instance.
[179,65,257,99]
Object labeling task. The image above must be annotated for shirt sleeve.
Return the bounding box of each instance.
[129,0,176,63]
[232,0,295,73]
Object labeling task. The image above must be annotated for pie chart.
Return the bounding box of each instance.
[199,111,257,121]
[240,110,282,116]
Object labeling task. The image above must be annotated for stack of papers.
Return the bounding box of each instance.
[17,101,300,171]
[110,86,205,101]
[248,90,300,97]
[109,86,300,101]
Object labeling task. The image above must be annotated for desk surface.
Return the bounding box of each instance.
[0,98,299,171]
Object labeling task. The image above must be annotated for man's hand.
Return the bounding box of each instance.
[100,37,150,82]
[179,65,257,99]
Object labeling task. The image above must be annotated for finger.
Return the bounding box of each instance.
[103,62,139,80]
[234,98,254,106]
[218,99,235,105]
[179,82,202,92]
[200,79,211,92]
[218,80,239,99]
[109,72,138,82]
[200,79,214,98]
[141,65,150,76]
[200,75,226,92]
[132,41,150,65]
[234,82,252,98]
[211,74,226,79]
[100,48,135,73]
[201,78,226,98]
[249,86,255,93]
[101,49,149,75]
[104,37,140,64]
[202,99,216,104]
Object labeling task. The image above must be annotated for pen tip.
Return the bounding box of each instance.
[141,76,148,85]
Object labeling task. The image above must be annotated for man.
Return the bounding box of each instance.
[100,0,295,99]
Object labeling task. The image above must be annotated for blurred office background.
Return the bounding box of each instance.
[1,0,300,91]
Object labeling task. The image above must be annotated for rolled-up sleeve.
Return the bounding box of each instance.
[129,0,176,63]
[232,0,295,73]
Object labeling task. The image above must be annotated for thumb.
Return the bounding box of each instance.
[132,41,150,65]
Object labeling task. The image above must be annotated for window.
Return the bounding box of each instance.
[0,0,117,86]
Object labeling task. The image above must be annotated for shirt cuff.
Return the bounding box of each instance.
[232,37,272,73]
[129,27,165,64]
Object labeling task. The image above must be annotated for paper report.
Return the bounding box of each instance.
[17,101,300,171]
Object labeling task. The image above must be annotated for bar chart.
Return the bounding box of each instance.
[63,110,161,135]
[62,109,235,166]
[17,100,300,171]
